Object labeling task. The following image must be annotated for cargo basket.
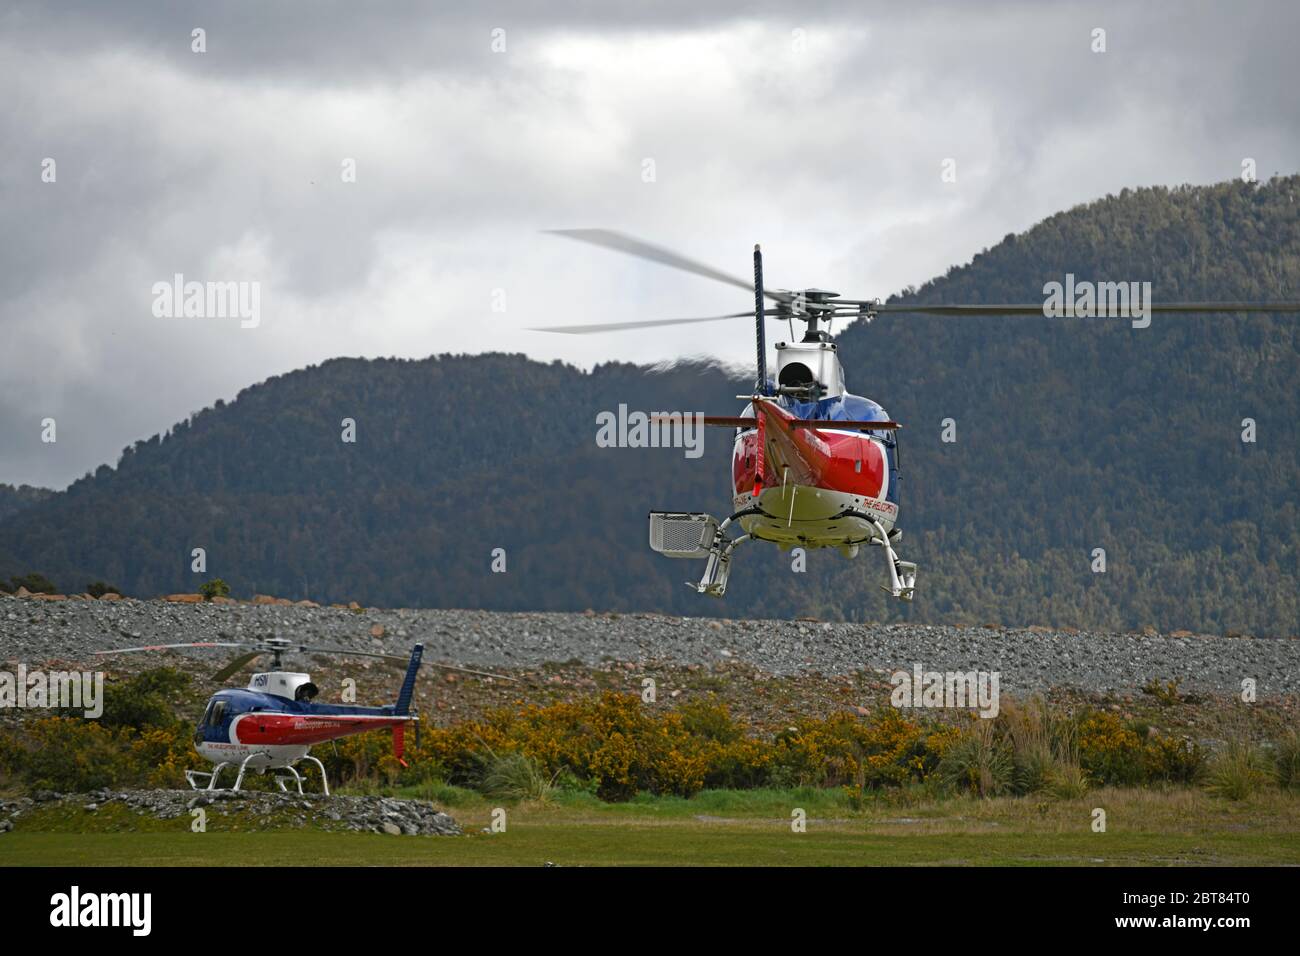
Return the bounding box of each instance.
[648,512,719,559]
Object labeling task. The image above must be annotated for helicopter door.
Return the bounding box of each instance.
[194,700,215,745]
[195,699,229,744]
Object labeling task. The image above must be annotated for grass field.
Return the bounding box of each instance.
[5,787,1299,866]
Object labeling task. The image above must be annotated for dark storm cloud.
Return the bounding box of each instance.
[2,0,1298,489]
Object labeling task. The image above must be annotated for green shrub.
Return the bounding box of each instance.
[95,668,191,730]
[1141,678,1183,706]
[198,578,231,601]
[1078,711,1147,786]
[20,718,124,791]
[1143,735,1205,784]
[9,572,57,594]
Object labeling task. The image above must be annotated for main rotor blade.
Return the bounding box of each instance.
[294,645,410,662]
[529,310,782,335]
[545,229,788,302]
[428,662,520,683]
[869,302,1300,316]
[94,642,250,655]
[212,651,264,682]
[295,645,519,682]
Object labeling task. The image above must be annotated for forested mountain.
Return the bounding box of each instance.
[0,484,53,523]
[2,177,1297,634]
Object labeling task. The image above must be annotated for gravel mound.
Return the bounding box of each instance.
[2,595,1297,696]
[0,789,461,836]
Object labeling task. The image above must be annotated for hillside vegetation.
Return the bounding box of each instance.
[2,177,1297,633]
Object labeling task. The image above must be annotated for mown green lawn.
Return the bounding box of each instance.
[5,821,1300,867]
[5,787,1299,866]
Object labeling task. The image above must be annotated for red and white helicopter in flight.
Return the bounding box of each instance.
[95,638,509,794]
[536,229,1300,601]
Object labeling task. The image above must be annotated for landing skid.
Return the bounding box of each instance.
[185,754,331,796]
[649,508,918,600]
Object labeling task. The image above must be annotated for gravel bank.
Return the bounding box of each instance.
[2,595,1296,696]
[0,789,461,836]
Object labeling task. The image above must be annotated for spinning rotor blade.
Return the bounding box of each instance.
[546,229,789,302]
[212,651,264,682]
[529,310,783,335]
[867,301,1300,316]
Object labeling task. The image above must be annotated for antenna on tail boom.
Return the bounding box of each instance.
[753,244,768,395]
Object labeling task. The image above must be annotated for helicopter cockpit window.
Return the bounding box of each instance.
[778,362,815,389]
[208,700,228,727]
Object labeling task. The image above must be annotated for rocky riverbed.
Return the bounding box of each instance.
[2,593,1297,696]
[0,789,461,836]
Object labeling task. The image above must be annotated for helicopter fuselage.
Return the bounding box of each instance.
[731,391,899,555]
[193,684,411,771]
[728,336,900,556]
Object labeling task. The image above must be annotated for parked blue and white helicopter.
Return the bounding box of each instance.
[95,637,511,794]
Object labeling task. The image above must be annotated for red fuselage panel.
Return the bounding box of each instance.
[732,421,887,499]
[233,713,405,747]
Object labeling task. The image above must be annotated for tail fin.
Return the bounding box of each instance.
[395,643,423,715]
[392,724,407,767]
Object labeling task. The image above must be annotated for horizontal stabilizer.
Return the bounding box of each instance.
[790,419,901,431]
[696,416,900,430]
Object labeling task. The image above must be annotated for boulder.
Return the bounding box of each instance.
[163,593,203,604]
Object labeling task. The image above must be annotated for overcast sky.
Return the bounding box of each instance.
[3,0,1297,489]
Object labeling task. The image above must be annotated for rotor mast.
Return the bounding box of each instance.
[753,245,768,394]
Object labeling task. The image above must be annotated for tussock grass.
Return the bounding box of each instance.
[472,750,558,803]
[1204,736,1276,801]
[1273,727,1300,792]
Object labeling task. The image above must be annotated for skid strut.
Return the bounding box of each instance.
[867,517,916,601]
[693,521,749,597]
[185,753,331,795]
[690,508,764,597]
